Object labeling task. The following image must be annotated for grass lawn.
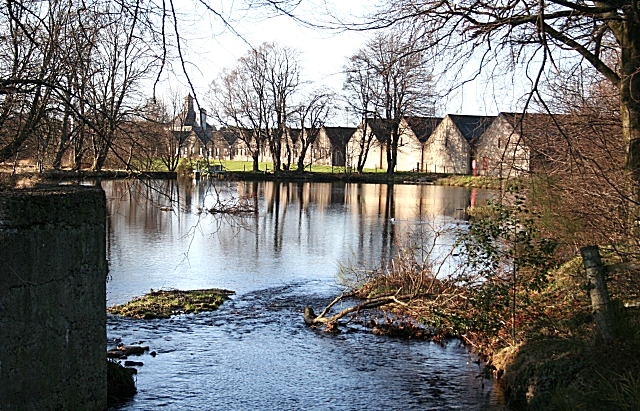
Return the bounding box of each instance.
[210,160,386,174]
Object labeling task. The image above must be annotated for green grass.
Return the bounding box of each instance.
[107,288,235,319]
[127,157,438,175]
[211,160,385,174]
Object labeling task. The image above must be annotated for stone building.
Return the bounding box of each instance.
[322,126,356,167]
[475,112,531,177]
[421,114,495,174]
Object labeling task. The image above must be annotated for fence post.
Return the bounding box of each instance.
[580,245,615,342]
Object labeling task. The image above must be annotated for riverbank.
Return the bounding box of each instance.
[224,170,442,184]
[344,235,640,410]
[2,164,513,188]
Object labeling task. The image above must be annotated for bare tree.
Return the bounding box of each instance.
[0,0,158,172]
[210,65,268,172]
[347,28,435,174]
[211,43,301,173]
[262,43,301,173]
[343,52,379,173]
[290,89,334,172]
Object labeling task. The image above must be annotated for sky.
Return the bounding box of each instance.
[160,0,529,125]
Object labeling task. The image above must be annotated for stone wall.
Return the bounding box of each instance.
[0,185,107,411]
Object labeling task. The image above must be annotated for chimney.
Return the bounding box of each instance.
[199,108,207,130]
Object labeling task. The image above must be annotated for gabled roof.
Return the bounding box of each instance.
[448,114,495,143]
[216,130,239,146]
[289,127,321,144]
[288,128,303,143]
[404,116,443,143]
[170,94,215,145]
[365,119,393,144]
[172,130,192,144]
[323,127,356,148]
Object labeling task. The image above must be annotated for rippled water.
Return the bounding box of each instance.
[105,179,508,410]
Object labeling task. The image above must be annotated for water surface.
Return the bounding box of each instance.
[105,179,506,410]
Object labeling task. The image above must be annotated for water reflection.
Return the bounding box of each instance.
[104,180,492,305]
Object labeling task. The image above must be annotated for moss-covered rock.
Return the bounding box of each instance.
[107,288,235,319]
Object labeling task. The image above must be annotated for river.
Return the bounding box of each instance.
[105,178,509,410]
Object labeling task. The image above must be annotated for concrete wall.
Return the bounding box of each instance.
[0,185,107,411]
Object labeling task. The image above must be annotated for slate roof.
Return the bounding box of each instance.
[499,112,561,129]
[289,127,321,144]
[365,119,394,144]
[448,114,495,143]
[215,130,239,146]
[323,127,356,148]
[288,128,303,143]
[404,116,443,143]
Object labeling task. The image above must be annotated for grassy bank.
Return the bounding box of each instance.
[490,254,640,410]
[436,175,516,190]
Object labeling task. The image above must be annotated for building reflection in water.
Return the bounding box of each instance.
[103,178,494,303]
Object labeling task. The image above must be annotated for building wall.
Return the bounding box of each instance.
[346,125,385,171]
[394,119,424,172]
[475,115,530,177]
[422,116,471,174]
[0,186,107,411]
[309,129,333,167]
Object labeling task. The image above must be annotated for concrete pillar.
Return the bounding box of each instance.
[0,185,107,411]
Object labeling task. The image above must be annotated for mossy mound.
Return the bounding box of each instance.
[107,288,235,319]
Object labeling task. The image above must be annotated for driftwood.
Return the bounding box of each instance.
[303,291,412,326]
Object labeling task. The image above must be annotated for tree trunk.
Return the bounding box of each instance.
[296,146,307,172]
[609,8,640,225]
[252,152,259,172]
[580,245,615,342]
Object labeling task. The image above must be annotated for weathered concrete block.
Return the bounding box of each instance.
[0,185,107,411]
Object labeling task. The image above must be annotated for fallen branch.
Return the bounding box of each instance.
[304,294,413,325]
